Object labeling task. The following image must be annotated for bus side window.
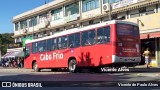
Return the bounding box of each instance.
[26,46,30,56]
[69,34,74,48]
[82,31,89,46]
[97,26,110,44]
[75,33,80,47]
[47,39,52,51]
[32,42,38,53]
[38,40,46,52]
[61,36,67,49]
[38,41,43,52]
[88,30,96,45]
[52,38,57,50]
[47,38,57,51]
[97,28,104,44]
[68,33,80,48]
[57,37,62,49]
[42,40,46,52]
[104,26,110,42]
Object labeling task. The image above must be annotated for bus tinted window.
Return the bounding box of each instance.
[53,38,57,50]
[88,30,96,45]
[69,34,74,48]
[26,46,30,56]
[82,30,96,46]
[97,26,110,44]
[82,31,88,46]
[47,39,52,51]
[58,36,67,49]
[117,24,139,38]
[47,38,57,51]
[104,26,110,42]
[68,33,80,48]
[32,42,38,53]
[75,33,80,47]
[38,40,46,52]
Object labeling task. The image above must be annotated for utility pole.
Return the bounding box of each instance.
[32,18,34,40]
[108,0,111,20]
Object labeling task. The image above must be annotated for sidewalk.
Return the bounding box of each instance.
[134,64,160,68]
[128,65,160,73]
[0,66,33,72]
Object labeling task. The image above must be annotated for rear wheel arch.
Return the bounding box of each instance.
[32,60,40,72]
[32,60,37,69]
[68,57,77,65]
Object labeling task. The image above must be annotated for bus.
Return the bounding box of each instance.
[24,20,141,72]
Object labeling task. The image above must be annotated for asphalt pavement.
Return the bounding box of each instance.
[0,65,160,90]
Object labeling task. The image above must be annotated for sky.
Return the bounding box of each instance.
[0,0,52,34]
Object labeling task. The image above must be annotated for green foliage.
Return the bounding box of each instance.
[0,33,14,55]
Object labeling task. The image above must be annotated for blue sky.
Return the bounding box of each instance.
[0,0,52,34]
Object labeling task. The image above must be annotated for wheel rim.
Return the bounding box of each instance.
[69,60,76,72]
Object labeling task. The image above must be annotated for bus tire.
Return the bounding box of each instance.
[33,62,40,72]
[68,59,77,73]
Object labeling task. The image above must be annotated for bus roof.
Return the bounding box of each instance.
[26,20,138,44]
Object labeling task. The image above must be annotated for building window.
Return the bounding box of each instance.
[130,10,139,18]
[65,3,79,16]
[15,22,19,31]
[130,14,139,18]
[39,13,47,24]
[51,8,63,21]
[139,7,146,13]
[146,6,155,15]
[82,0,99,12]
[29,17,37,27]
[20,20,27,29]
[103,0,118,4]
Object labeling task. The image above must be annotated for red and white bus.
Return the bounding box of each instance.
[24,20,141,72]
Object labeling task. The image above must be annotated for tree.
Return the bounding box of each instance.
[0,33,14,55]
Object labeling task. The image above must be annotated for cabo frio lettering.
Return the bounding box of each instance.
[40,52,64,60]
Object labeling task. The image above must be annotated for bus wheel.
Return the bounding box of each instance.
[33,62,40,72]
[68,59,77,73]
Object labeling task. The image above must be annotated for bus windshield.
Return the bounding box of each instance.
[117,23,139,38]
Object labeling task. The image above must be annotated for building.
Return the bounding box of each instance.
[12,0,160,67]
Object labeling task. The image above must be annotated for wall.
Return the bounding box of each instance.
[125,12,160,33]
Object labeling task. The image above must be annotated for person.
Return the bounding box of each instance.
[17,57,20,68]
[20,57,23,68]
[143,48,151,68]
